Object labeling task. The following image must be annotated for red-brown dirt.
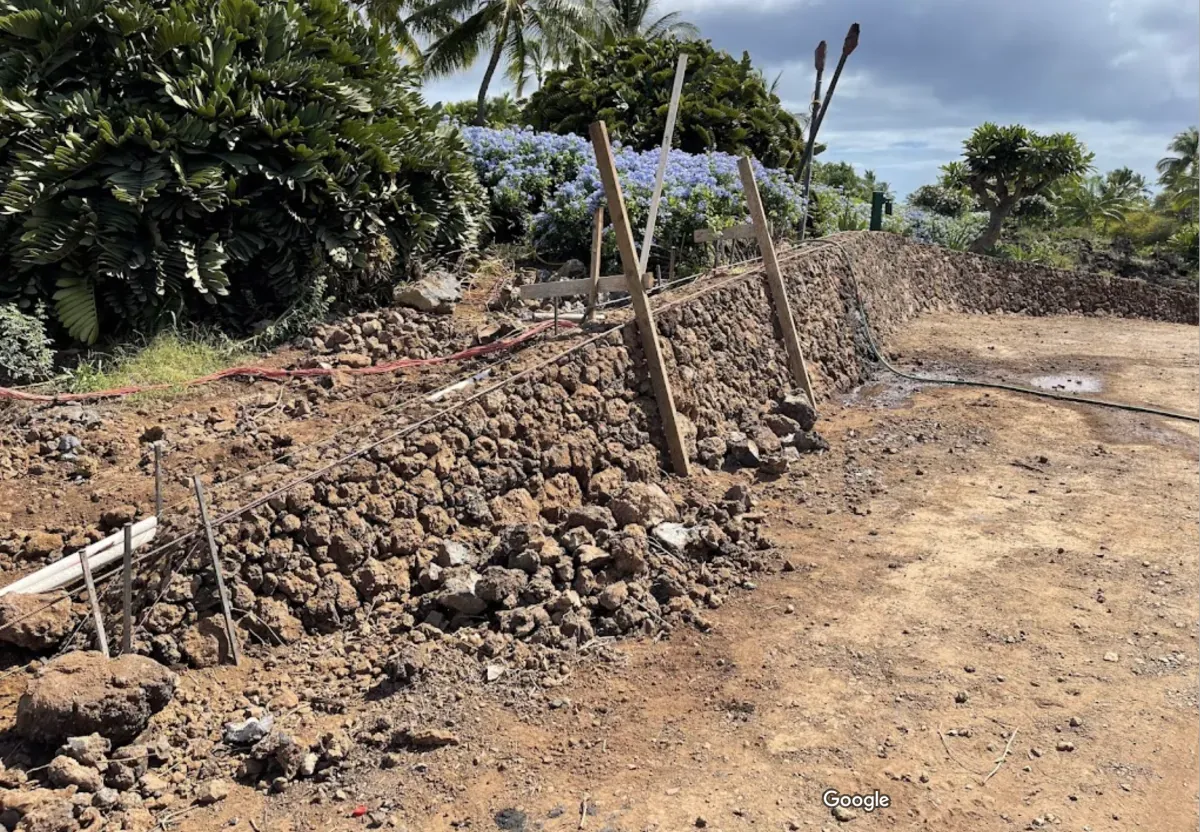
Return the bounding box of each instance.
[143,311,1198,832]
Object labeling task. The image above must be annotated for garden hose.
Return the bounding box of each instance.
[813,238,1200,424]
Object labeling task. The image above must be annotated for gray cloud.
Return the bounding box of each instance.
[421,0,1199,196]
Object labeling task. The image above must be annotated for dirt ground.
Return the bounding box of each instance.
[154,311,1196,832]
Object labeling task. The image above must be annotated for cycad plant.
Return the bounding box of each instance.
[0,0,486,344]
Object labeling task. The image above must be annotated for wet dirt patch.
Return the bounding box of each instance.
[1029,373,1103,393]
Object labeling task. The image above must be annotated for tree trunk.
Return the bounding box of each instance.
[475,25,506,127]
[968,202,1014,254]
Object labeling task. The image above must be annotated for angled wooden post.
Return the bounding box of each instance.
[582,205,605,323]
[589,121,691,476]
[121,523,133,654]
[77,550,109,658]
[737,156,816,403]
[192,476,243,666]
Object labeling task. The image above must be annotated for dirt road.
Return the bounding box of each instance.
[176,312,1200,832]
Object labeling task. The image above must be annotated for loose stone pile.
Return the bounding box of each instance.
[297,306,471,370]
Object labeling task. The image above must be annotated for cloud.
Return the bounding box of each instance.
[419,0,1197,196]
[682,0,1198,193]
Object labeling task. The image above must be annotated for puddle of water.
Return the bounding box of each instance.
[1029,373,1103,393]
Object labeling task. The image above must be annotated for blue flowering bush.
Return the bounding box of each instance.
[461,126,807,266]
[889,208,989,250]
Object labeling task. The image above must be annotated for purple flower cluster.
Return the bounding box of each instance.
[459,126,807,259]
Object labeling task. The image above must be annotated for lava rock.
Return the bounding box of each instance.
[610,484,679,528]
[16,652,177,747]
[0,592,75,651]
[776,393,817,431]
[393,272,461,314]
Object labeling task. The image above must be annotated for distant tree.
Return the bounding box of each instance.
[908,184,970,217]
[812,161,885,201]
[1057,175,1135,227]
[524,38,809,174]
[1157,127,1198,217]
[442,93,525,126]
[952,123,1093,253]
[598,0,699,43]
[1104,167,1149,202]
[405,0,602,125]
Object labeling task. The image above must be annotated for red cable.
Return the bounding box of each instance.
[0,320,577,403]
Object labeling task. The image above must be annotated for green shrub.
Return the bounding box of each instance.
[0,0,486,345]
[1167,224,1199,269]
[908,184,970,217]
[0,302,53,383]
[523,38,807,175]
[1115,209,1178,247]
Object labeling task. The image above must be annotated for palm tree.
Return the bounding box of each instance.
[405,0,601,124]
[1057,175,1134,227]
[597,0,699,43]
[1156,127,1198,216]
[1103,167,1149,202]
[353,0,426,63]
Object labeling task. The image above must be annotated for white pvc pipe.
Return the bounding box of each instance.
[1,517,157,597]
[637,54,688,278]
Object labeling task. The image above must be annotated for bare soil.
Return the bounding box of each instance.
[141,311,1198,832]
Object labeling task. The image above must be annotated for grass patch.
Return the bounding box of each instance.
[66,331,251,398]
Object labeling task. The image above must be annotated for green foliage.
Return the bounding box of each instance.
[812,161,890,201]
[406,0,604,118]
[1116,208,1178,247]
[1056,175,1136,227]
[0,302,53,383]
[996,229,1077,269]
[1167,223,1199,269]
[523,37,808,175]
[597,0,698,43]
[0,0,486,345]
[66,330,247,397]
[907,184,970,217]
[1156,126,1198,217]
[441,94,525,127]
[958,123,1093,252]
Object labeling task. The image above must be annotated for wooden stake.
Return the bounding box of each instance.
[737,156,816,403]
[590,121,691,476]
[192,476,242,666]
[78,550,109,658]
[153,441,163,521]
[583,205,605,323]
[121,523,133,654]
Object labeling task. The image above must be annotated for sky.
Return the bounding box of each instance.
[421,0,1200,199]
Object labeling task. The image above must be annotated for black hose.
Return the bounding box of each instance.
[812,238,1200,424]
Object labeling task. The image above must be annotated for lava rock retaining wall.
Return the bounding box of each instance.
[115,234,1200,666]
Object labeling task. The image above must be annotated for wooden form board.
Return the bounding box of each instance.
[589,121,692,477]
[518,271,652,300]
[736,156,816,402]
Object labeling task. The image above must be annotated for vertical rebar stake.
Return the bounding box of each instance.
[192,475,242,666]
[553,295,560,336]
[78,551,109,659]
[153,441,163,521]
[121,523,133,654]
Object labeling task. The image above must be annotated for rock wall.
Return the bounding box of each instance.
[80,234,1200,666]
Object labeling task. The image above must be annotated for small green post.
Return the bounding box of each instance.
[869,191,886,231]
